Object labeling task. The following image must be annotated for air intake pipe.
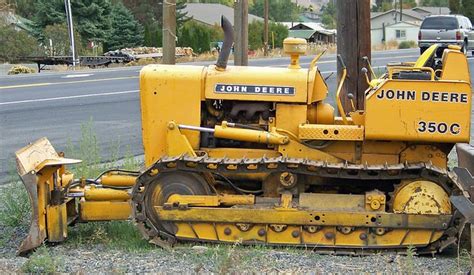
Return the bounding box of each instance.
[215,16,233,70]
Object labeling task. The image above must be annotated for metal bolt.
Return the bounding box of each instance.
[224,227,232,236]
[324,232,335,240]
[258,228,266,236]
[370,200,381,210]
[359,233,368,240]
[168,123,175,130]
[291,230,300,238]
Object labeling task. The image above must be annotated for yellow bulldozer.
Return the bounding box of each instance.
[15,17,474,255]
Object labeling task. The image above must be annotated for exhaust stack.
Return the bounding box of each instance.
[215,16,233,70]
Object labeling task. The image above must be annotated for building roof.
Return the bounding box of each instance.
[288,22,326,31]
[412,6,451,16]
[183,3,263,26]
[289,30,317,39]
[371,9,424,21]
[289,29,335,39]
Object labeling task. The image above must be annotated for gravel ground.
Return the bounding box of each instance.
[0,222,471,274]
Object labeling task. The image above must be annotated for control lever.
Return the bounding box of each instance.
[361,67,371,87]
[362,56,377,79]
[336,55,348,125]
[347,93,356,112]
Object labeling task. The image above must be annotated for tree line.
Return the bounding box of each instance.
[1,0,295,62]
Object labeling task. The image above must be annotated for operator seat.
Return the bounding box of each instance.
[368,44,439,88]
[397,44,439,80]
[413,44,438,69]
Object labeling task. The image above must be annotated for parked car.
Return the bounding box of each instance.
[418,15,474,56]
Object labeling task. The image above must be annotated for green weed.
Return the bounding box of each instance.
[398,40,417,49]
[400,245,416,273]
[21,246,61,274]
[66,118,142,178]
[0,181,31,228]
[67,221,152,252]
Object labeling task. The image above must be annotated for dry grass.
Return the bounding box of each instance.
[372,40,402,51]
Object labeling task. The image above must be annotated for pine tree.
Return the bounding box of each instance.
[31,0,112,43]
[250,0,299,22]
[105,2,144,51]
[463,0,474,22]
[449,0,461,14]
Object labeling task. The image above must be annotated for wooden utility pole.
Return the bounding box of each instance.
[234,0,249,66]
[400,0,403,21]
[264,0,269,56]
[336,0,371,111]
[163,0,176,64]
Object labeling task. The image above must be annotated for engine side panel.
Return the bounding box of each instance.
[365,80,471,143]
[140,65,204,166]
[205,65,308,102]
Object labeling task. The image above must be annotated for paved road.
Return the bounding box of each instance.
[0,48,472,183]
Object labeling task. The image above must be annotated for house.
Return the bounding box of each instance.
[183,3,263,27]
[383,21,421,44]
[370,7,450,46]
[287,23,336,44]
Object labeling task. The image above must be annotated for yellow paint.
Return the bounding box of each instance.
[166,122,197,157]
[393,180,452,215]
[140,65,203,166]
[414,44,438,68]
[46,204,67,242]
[308,66,329,103]
[299,124,364,141]
[400,145,447,169]
[101,174,136,187]
[279,140,340,162]
[276,104,307,135]
[214,121,289,145]
[283,38,307,69]
[79,201,131,221]
[365,80,471,143]
[440,49,471,82]
[167,194,255,207]
[84,188,130,201]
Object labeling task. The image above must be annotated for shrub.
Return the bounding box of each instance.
[0,25,40,63]
[7,65,36,75]
[248,21,289,51]
[43,23,82,56]
[398,40,417,49]
[0,181,31,227]
[21,246,60,274]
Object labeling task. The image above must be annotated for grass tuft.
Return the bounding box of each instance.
[66,118,103,178]
[67,221,153,252]
[400,245,416,273]
[0,181,31,228]
[21,246,61,274]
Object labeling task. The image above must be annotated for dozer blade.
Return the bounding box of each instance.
[15,138,81,255]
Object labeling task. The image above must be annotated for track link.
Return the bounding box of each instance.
[131,155,466,254]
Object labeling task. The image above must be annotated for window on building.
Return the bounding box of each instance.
[396,29,406,39]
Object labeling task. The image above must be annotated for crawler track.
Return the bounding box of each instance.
[131,155,466,254]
